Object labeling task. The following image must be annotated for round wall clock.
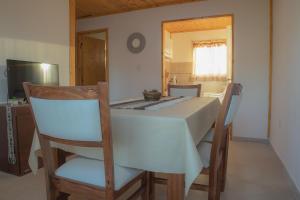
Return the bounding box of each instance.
[127,32,146,54]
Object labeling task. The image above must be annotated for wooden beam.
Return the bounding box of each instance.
[77,0,207,19]
[164,16,231,33]
[69,0,76,86]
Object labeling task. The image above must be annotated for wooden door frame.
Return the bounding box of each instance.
[161,14,235,94]
[268,0,273,138]
[69,0,76,86]
[76,28,109,85]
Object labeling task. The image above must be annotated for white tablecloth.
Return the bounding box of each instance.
[29,97,220,194]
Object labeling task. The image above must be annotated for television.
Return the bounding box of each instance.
[7,59,59,99]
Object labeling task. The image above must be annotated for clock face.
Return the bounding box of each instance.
[127,32,146,54]
[132,38,141,48]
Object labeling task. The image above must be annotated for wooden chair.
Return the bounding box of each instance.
[153,83,243,200]
[23,82,150,200]
[168,84,201,97]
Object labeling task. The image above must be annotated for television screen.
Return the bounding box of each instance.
[7,59,59,99]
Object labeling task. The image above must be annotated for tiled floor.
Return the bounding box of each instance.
[0,141,299,200]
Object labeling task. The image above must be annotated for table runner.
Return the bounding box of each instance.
[111,96,192,110]
[28,97,220,195]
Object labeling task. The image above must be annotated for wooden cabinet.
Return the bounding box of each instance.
[0,104,36,176]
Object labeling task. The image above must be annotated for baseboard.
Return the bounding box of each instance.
[232,136,270,144]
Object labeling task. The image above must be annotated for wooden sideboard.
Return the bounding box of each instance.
[0,104,36,176]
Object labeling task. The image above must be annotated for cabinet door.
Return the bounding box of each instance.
[14,107,35,175]
[0,106,8,171]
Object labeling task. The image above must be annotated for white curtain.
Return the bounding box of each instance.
[193,44,228,79]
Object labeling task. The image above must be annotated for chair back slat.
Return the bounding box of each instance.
[26,85,100,100]
[168,84,201,97]
[30,97,102,142]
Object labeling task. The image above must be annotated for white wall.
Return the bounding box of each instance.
[271,0,300,192]
[78,0,270,139]
[0,0,69,102]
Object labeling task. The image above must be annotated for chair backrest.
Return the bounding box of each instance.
[23,82,115,192]
[209,83,243,179]
[30,97,101,142]
[224,92,242,126]
[168,84,201,97]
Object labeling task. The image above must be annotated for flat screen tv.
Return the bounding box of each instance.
[7,59,59,99]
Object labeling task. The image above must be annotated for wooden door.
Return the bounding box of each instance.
[77,36,106,85]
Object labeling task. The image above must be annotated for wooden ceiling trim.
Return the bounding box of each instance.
[164,16,232,33]
[76,0,206,19]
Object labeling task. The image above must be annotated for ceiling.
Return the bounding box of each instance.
[76,0,204,19]
[164,16,232,33]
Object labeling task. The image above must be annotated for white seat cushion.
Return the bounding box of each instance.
[201,128,215,143]
[197,142,212,168]
[55,157,143,190]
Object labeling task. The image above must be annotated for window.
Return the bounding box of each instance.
[193,40,228,81]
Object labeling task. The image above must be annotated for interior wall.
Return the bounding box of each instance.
[0,0,69,103]
[271,0,300,192]
[78,0,270,139]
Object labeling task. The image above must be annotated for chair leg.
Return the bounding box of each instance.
[145,172,155,200]
[215,169,222,200]
[221,131,230,192]
[208,165,223,200]
[209,170,223,200]
[56,192,70,200]
[46,189,57,200]
[141,172,151,200]
[208,183,217,200]
[208,171,217,200]
[43,171,57,200]
[53,150,69,200]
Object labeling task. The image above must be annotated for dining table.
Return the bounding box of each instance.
[28,96,220,200]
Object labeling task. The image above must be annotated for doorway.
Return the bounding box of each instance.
[76,29,108,85]
[162,15,233,96]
